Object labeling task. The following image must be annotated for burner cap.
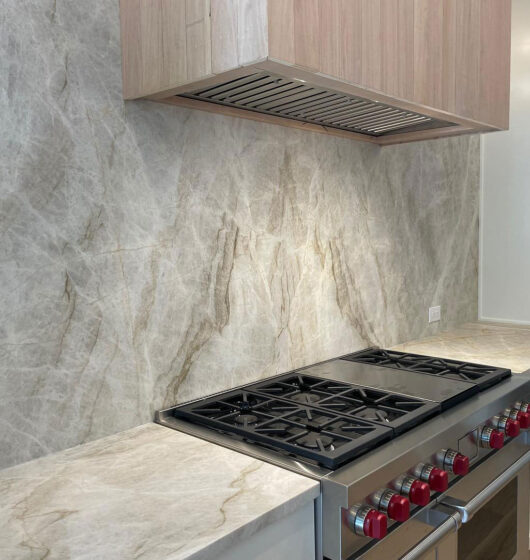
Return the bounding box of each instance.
[266,422,289,435]
[290,392,321,404]
[234,413,258,425]
[297,432,334,450]
[357,407,389,422]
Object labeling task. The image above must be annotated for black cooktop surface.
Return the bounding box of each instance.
[172,388,392,469]
[165,348,511,469]
[250,373,440,434]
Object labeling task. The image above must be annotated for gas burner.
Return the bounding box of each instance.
[290,392,322,404]
[254,374,342,402]
[258,400,299,416]
[286,408,337,429]
[222,392,266,411]
[296,432,334,451]
[315,385,440,433]
[255,421,291,437]
[234,413,258,425]
[356,407,390,423]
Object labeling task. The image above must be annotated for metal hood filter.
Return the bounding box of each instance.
[178,71,455,137]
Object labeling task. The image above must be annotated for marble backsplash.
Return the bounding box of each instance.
[0,0,479,469]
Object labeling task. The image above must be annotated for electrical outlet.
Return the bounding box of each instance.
[429,305,441,323]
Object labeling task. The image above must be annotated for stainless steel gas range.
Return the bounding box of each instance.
[156,348,530,560]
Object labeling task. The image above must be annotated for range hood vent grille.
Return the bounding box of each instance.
[179,72,455,137]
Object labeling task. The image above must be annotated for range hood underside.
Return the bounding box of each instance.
[178,71,455,139]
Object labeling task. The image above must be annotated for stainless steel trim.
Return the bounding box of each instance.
[179,70,455,137]
[440,449,530,522]
[345,504,373,536]
[414,462,434,483]
[374,488,394,514]
[399,508,462,560]
[314,493,323,560]
[479,425,495,448]
[514,401,529,413]
[441,448,457,471]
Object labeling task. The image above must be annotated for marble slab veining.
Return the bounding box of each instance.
[392,322,530,374]
[0,0,480,469]
[0,423,319,560]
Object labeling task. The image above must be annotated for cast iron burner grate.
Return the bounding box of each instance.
[252,374,439,434]
[171,389,391,469]
[343,348,511,390]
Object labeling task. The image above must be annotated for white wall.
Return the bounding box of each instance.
[480,0,530,324]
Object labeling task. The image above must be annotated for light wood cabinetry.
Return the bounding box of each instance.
[120,0,511,145]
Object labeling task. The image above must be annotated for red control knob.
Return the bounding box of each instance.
[517,411,530,429]
[505,419,521,438]
[428,468,449,492]
[387,494,410,522]
[409,480,431,506]
[452,454,469,476]
[489,429,504,449]
[480,426,504,449]
[363,510,387,540]
[441,449,469,476]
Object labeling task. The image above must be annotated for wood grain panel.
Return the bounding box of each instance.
[237,0,268,65]
[186,0,211,81]
[413,0,444,108]
[121,0,187,99]
[293,0,320,70]
[441,0,457,113]
[361,0,382,91]
[339,0,362,84]
[211,0,238,74]
[268,0,295,63]
[479,0,511,129]
[320,0,341,78]
[454,0,481,120]
[381,0,414,99]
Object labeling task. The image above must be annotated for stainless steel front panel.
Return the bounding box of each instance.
[300,360,476,404]
[353,441,530,560]
[321,374,530,560]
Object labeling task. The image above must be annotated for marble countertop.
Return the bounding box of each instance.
[391,321,530,373]
[0,423,319,560]
[2,320,527,560]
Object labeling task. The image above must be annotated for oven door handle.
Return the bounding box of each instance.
[439,449,530,523]
[399,508,462,560]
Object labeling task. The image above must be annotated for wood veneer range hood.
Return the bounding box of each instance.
[119,0,511,146]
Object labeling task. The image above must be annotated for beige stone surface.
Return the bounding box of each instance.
[0,423,319,560]
[392,322,530,373]
[0,0,480,470]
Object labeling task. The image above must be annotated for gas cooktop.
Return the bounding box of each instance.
[158,348,511,470]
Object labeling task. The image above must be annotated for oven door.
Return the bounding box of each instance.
[401,440,530,560]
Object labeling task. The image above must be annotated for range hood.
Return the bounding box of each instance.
[120,0,509,145]
[178,71,455,139]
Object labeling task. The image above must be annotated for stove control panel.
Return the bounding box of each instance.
[371,488,410,522]
[479,425,504,449]
[414,463,449,492]
[345,504,387,540]
[437,448,469,476]
[393,475,431,506]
